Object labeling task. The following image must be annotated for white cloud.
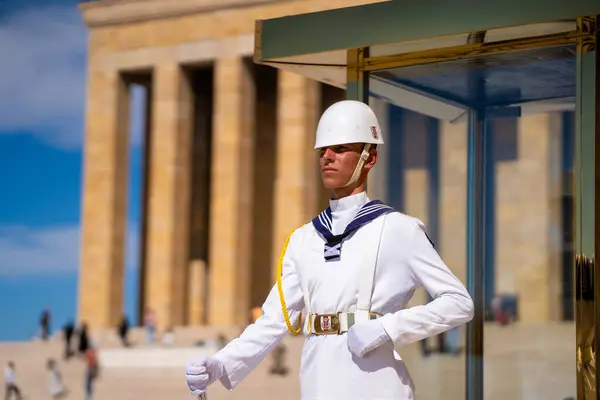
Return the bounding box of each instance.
[0,225,80,276]
[0,5,87,150]
[0,6,149,150]
[0,225,140,276]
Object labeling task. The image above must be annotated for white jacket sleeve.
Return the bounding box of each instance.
[212,231,305,390]
[379,221,474,348]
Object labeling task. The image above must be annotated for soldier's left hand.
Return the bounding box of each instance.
[347,319,392,358]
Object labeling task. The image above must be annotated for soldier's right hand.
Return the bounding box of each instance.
[185,356,225,395]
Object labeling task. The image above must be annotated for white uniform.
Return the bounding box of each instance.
[211,191,474,399]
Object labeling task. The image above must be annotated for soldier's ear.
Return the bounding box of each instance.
[364,148,378,169]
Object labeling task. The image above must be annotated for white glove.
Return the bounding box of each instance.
[185,356,226,395]
[347,319,392,358]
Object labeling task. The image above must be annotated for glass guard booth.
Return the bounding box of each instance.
[254,2,600,399]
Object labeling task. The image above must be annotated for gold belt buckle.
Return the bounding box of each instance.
[313,313,341,335]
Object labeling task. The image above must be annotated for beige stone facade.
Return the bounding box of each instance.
[77,0,572,331]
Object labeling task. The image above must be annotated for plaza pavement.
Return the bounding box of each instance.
[0,322,575,400]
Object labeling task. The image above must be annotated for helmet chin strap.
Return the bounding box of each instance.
[344,144,371,187]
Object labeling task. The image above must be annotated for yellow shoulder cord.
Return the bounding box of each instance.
[277,230,303,335]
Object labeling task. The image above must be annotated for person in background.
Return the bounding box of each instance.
[216,333,228,351]
[444,326,461,355]
[84,346,100,400]
[250,306,289,377]
[40,307,51,341]
[4,361,22,400]
[117,315,130,347]
[46,359,67,399]
[63,320,75,360]
[143,308,156,344]
[162,327,175,347]
[77,322,90,356]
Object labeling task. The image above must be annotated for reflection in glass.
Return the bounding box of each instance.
[370,45,576,116]
[484,111,575,400]
[368,98,468,400]
[368,44,576,399]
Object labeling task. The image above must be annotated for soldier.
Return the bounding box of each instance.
[185,100,474,399]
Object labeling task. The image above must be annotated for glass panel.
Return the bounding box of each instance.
[484,108,575,400]
[367,97,469,400]
[371,45,576,109]
[369,44,576,399]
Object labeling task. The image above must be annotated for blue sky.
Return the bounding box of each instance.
[0,0,145,341]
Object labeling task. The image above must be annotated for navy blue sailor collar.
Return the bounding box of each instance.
[312,199,395,261]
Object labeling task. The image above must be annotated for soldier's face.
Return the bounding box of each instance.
[318,143,366,189]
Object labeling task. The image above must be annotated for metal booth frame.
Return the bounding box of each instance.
[253,1,600,399]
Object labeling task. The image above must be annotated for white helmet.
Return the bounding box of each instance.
[315,100,384,187]
[314,100,384,149]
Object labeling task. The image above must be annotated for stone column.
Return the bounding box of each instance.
[208,57,255,326]
[272,71,319,280]
[402,111,430,225]
[144,63,193,330]
[249,67,278,309]
[497,113,563,322]
[78,69,129,329]
[402,111,430,308]
[438,121,468,284]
